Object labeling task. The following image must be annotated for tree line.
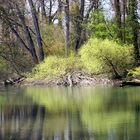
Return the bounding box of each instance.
[0,0,139,70]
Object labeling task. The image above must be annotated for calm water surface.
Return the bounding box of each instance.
[0,86,140,140]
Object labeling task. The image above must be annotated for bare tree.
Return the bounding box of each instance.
[0,1,39,64]
[28,0,44,62]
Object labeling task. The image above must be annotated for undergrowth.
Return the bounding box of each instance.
[127,67,140,78]
[27,55,82,80]
[80,38,134,76]
[27,38,134,80]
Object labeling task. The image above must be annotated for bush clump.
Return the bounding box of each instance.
[28,38,134,80]
[41,25,65,56]
[79,38,134,77]
[127,67,140,79]
[28,55,82,80]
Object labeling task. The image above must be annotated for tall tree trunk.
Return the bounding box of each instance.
[23,26,39,64]
[122,0,126,43]
[16,5,39,64]
[58,0,62,27]
[40,0,47,21]
[49,0,52,24]
[75,0,85,52]
[83,1,95,42]
[65,0,70,56]
[129,0,139,60]
[28,0,44,62]
[114,0,123,40]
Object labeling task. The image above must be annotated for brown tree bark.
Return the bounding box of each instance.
[58,0,63,27]
[28,0,45,62]
[122,0,126,43]
[129,0,139,60]
[40,0,47,21]
[114,0,123,40]
[64,0,70,56]
[75,0,85,52]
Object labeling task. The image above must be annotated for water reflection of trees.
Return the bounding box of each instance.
[1,87,140,140]
[0,104,92,140]
[0,105,44,140]
[25,86,140,140]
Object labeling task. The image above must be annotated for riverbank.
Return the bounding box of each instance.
[2,68,140,87]
[2,66,140,87]
[22,71,122,86]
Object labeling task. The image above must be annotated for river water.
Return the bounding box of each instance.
[0,86,140,140]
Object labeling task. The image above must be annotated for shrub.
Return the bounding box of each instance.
[0,59,11,79]
[28,38,134,80]
[0,44,34,79]
[41,25,65,56]
[28,54,82,80]
[80,38,134,77]
[127,67,140,78]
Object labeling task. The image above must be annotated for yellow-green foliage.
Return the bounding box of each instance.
[26,87,78,113]
[128,67,140,78]
[81,111,134,133]
[0,59,13,78]
[70,2,79,16]
[41,25,65,56]
[28,55,82,80]
[28,38,134,80]
[25,86,138,133]
[0,59,8,71]
[80,38,134,74]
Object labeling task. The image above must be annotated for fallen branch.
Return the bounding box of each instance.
[121,79,140,87]
[4,77,25,86]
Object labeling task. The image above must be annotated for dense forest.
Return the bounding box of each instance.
[0,0,140,84]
